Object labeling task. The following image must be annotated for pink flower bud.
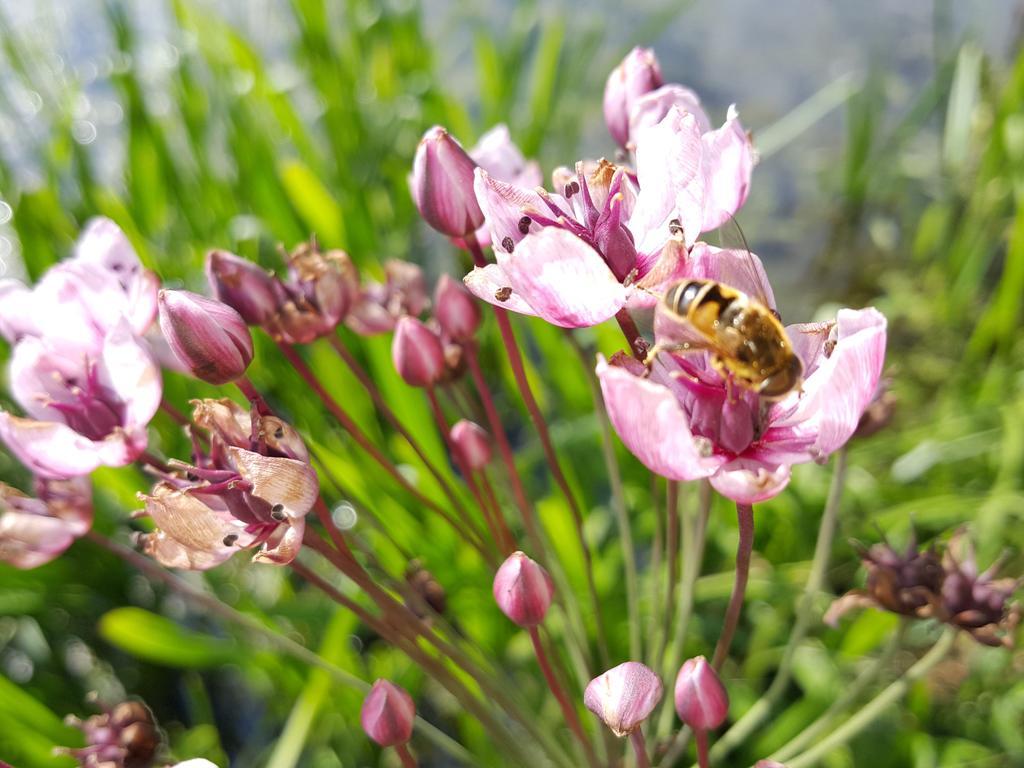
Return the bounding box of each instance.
[360,679,415,747]
[391,316,446,388]
[755,762,788,767]
[449,420,491,471]
[493,551,553,627]
[205,250,281,326]
[603,47,663,147]
[584,661,663,737]
[674,656,729,731]
[411,126,484,237]
[158,290,254,385]
[434,274,481,341]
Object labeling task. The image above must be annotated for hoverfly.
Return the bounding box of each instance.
[650,217,803,400]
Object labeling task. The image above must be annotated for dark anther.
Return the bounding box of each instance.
[271,503,286,521]
[273,426,284,439]
[501,236,515,253]
[494,286,513,302]
[222,534,239,546]
[570,181,581,196]
[668,218,684,236]
[518,216,531,235]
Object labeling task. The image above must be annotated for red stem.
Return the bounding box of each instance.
[527,626,599,767]
[394,743,418,768]
[664,480,680,642]
[274,340,488,559]
[614,307,649,361]
[478,469,517,554]
[465,233,609,667]
[630,729,651,768]
[138,450,172,475]
[695,728,711,768]
[328,335,471,521]
[159,398,189,426]
[712,502,755,669]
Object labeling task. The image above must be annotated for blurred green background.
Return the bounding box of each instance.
[1,1,1023,766]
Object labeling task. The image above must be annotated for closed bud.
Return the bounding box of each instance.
[206,250,281,326]
[584,661,663,737]
[450,420,491,471]
[392,316,446,388]
[360,679,415,747]
[434,274,481,341]
[493,551,553,627]
[603,47,663,147]
[411,126,484,237]
[755,762,788,767]
[674,656,728,731]
[158,290,254,385]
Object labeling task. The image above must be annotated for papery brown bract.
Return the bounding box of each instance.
[674,656,728,731]
[63,699,160,768]
[938,534,1021,647]
[271,241,360,344]
[493,551,553,627]
[584,661,663,737]
[361,679,415,747]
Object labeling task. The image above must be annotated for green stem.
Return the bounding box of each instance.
[710,449,849,762]
[785,629,957,768]
[83,531,472,764]
[770,622,905,763]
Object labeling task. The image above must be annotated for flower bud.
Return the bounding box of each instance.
[674,656,728,731]
[360,679,415,747]
[755,762,788,767]
[206,250,281,326]
[158,290,254,385]
[392,316,446,388]
[411,126,484,237]
[434,274,481,341]
[493,551,553,627]
[584,661,663,737]
[450,420,491,471]
[603,47,663,147]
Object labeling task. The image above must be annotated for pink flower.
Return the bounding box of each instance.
[463,104,754,328]
[0,217,158,348]
[603,47,665,148]
[674,656,729,731]
[493,551,554,627]
[596,248,886,504]
[158,290,254,385]
[0,476,92,569]
[0,320,162,478]
[361,679,415,747]
[411,126,485,238]
[136,399,318,570]
[584,661,663,737]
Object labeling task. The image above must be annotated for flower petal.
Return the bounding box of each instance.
[494,228,627,328]
[699,106,755,232]
[629,84,711,139]
[597,357,725,481]
[463,263,540,317]
[473,168,550,251]
[0,413,104,478]
[252,516,305,565]
[97,320,162,430]
[0,279,40,343]
[0,512,77,569]
[227,447,319,519]
[470,125,542,189]
[710,459,791,504]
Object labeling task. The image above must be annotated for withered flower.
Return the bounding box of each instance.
[270,240,360,344]
[937,534,1021,647]
[62,699,160,768]
[136,399,318,570]
[346,260,430,335]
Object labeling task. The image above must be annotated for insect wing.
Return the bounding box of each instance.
[716,215,777,312]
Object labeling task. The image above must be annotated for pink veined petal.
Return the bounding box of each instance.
[462,263,540,317]
[227,447,319,519]
[700,106,755,232]
[97,320,162,431]
[596,357,726,482]
[143,529,238,571]
[710,459,792,504]
[628,84,712,140]
[686,242,777,311]
[94,425,148,468]
[0,511,76,569]
[630,107,705,251]
[74,217,142,274]
[0,413,103,478]
[496,228,627,328]
[797,307,888,456]
[632,238,690,305]
[473,169,550,251]
[470,125,537,186]
[252,516,305,565]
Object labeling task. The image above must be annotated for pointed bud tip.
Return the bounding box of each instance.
[449,420,491,471]
[493,551,553,627]
[360,679,415,747]
[674,656,729,731]
[391,316,446,388]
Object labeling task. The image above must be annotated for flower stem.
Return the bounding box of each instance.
[527,626,600,768]
[327,334,471,521]
[394,744,418,768]
[466,232,609,668]
[694,729,710,768]
[710,449,848,761]
[477,468,517,553]
[711,502,755,669]
[81,531,473,764]
[631,729,652,768]
[159,398,189,426]
[785,629,957,768]
[614,307,649,361]
[275,339,489,559]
